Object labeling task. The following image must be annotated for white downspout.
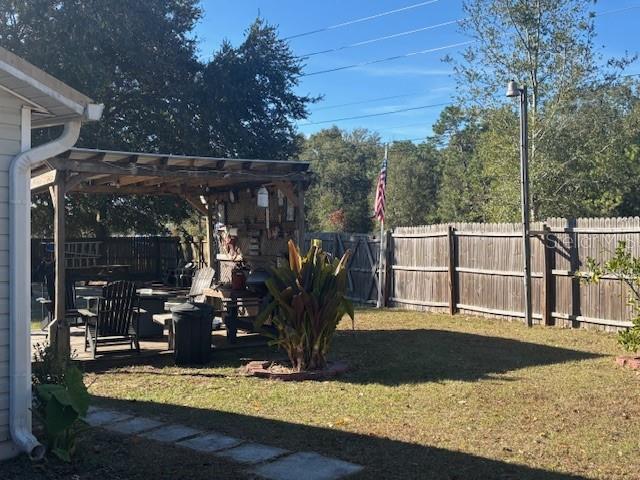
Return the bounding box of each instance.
[9,111,82,460]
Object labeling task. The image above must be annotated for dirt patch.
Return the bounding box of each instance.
[241,360,350,381]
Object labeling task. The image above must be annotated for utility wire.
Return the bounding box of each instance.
[302,40,472,77]
[302,19,461,57]
[310,92,425,113]
[594,4,640,17]
[298,102,451,126]
[284,0,440,40]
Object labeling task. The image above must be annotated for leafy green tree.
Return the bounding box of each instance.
[301,128,380,233]
[385,141,440,228]
[433,106,489,222]
[199,19,316,159]
[1,0,203,236]
[444,0,640,222]
[0,4,313,236]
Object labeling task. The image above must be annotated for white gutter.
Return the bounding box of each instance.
[9,111,82,460]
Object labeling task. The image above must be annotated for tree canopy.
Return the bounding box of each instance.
[0,1,313,236]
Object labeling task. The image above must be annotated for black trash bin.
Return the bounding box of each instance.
[172,302,213,365]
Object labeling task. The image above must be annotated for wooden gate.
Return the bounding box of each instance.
[305,232,381,304]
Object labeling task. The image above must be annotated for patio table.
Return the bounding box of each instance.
[203,287,265,343]
[136,289,171,338]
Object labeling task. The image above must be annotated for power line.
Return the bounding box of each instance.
[298,102,451,126]
[302,19,461,57]
[284,0,441,40]
[302,40,473,77]
[594,5,640,17]
[311,92,425,112]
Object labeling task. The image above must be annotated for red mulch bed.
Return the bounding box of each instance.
[615,355,640,369]
[240,360,350,381]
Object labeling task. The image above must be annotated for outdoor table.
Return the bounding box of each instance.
[136,289,171,338]
[203,286,265,343]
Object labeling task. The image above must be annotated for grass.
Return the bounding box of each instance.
[9,309,640,479]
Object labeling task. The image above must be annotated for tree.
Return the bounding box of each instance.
[301,128,380,233]
[199,19,317,160]
[385,141,440,228]
[0,4,314,236]
[447,0,639,221]
[1,0,203,236]
[433,106,489,222]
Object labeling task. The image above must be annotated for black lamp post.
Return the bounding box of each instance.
[506,80,532,327]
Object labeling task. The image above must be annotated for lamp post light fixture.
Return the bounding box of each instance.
[506,80,533,328]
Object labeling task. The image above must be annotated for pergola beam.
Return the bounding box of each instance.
[30,169,60,192]
[47,157,306,182]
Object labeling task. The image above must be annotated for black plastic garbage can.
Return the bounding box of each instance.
[172,302,213,365]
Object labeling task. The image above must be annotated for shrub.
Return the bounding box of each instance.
[586,241,640,353]
[256,239,354,371]
[32,342,89,462]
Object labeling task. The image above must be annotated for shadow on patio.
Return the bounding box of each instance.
[91,395,590,480]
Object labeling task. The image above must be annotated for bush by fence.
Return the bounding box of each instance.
[307,217,640,331]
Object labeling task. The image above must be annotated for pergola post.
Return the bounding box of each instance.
[48,173,70,359]
[296,181,305,247]
[205,197,216,268]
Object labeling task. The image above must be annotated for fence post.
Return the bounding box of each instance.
[542,224,555,326]
[383,229,393,307]
[447,225,458,315]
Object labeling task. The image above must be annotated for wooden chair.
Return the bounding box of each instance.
[153,266,216,349]
[36,272,82,329]
[79,280,140,358]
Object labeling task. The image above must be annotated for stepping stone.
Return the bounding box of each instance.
[84,409,133,427]
[252,452,363,480]
[176,432,242,453]
[104,416,163,435]
[140,424,202,443]
[216,442,289,464]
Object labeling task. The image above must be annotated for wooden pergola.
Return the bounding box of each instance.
[31,147,311,356]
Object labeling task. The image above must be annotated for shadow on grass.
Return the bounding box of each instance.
[92,395,590,480]
[331,328,601,385]
[82,328,601,386]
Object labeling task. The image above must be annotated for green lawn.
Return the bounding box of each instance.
[11,309,640,479]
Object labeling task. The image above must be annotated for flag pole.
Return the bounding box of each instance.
[376,144,388,309]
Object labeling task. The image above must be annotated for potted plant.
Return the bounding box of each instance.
[254,240,354,374]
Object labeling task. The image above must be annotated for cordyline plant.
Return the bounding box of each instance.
[255,240,354,371]
[585,241,640,353]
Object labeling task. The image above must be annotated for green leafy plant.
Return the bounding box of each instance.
[32,343,89,462]
[256,240,354,371]
[585,241,640,353]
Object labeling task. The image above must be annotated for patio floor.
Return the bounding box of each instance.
[31,325,268,365]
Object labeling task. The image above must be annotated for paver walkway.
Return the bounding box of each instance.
[85,406,363,480]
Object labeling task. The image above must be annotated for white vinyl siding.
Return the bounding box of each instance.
[0,90,22,453]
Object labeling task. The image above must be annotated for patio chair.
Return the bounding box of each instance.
[36,271,82,330]
[153,266,217,349]
[79,280,141,358]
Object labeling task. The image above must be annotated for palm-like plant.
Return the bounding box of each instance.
[256,240,354,371]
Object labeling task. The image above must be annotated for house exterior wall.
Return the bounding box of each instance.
[0,90,23,460]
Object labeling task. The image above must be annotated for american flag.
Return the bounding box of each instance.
[373,149,387,222]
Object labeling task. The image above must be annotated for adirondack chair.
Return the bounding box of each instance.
[36,271,82,329]
[153,266,216,349]
[80,280,140,358]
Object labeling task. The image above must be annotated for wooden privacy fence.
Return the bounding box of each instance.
[311,217,640,331]
[304,232,381,304]
[31,236,208,279]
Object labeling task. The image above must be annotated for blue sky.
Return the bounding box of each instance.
[194,1,640,143]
